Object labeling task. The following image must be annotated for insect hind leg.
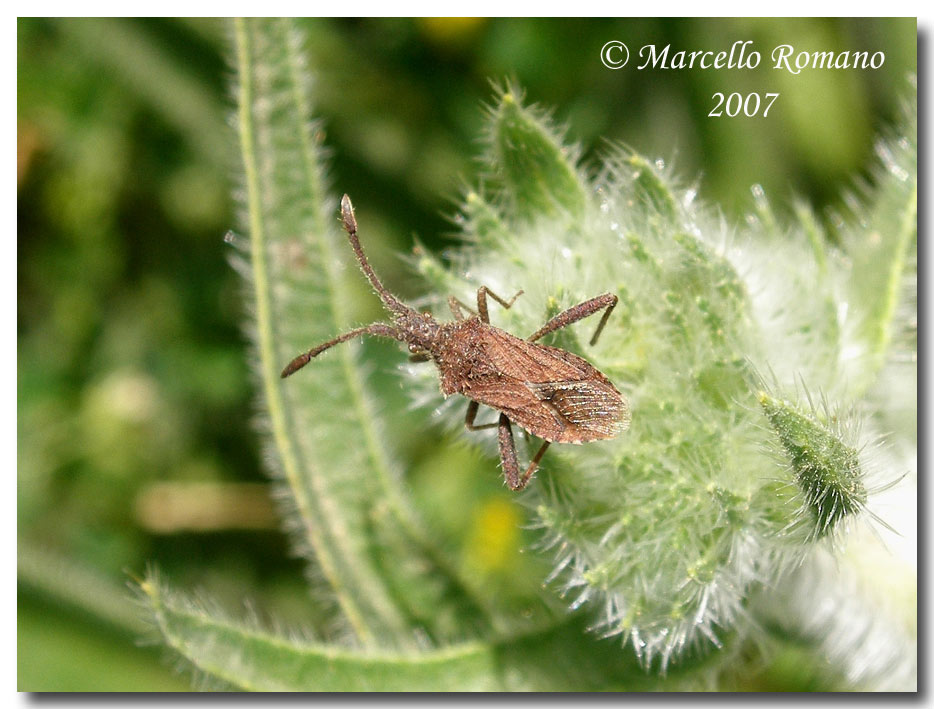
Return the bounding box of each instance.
[464,400,498,431]
[497,414,551,491]
[527,293,618,346]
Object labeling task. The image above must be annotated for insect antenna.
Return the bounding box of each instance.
[340,194,411,318]
[280,322,402,378]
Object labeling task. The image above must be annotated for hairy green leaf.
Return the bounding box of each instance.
[140,573,724,691]
[232,17,488,648]
[488,88,587,220]
[403,88,915,679]
[842,93,917,391]
[141,574,498,691]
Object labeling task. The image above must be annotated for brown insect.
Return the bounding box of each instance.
[282,195,630,490]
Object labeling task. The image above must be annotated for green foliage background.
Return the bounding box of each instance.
[18,17,915,691]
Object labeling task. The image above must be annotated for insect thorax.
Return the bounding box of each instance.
[431,319,493,395]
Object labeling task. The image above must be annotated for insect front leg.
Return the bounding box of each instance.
[527,293,618,346]
[497,414,551,491]
[448,296,474,321]
[476,286,523,324]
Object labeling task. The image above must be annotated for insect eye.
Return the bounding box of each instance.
[408,344,421,353]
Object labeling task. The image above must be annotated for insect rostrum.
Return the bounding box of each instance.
[282,195,630,490]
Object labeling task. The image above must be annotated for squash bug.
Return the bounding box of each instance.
[281,195,630,490]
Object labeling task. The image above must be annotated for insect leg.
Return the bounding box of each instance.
[281,323,401,378]
[448,296,474,321]
[497,414,551,491]
[526,293,618,346]
[464,400,498,431]
[519,441,551,491]
[476,286,524,324]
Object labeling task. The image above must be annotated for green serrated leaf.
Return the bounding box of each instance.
[792,199,828,274]
[626,154,678,220]
[413,240,462,298]
[461,190,511,247]
[490,90,587,220]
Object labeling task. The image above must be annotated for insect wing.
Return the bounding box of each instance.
[474,326,587,381]
[466,375,628,443]
[464,330,629,443]
[464,376,566,439]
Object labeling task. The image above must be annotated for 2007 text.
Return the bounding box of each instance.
[709,92,779,117]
